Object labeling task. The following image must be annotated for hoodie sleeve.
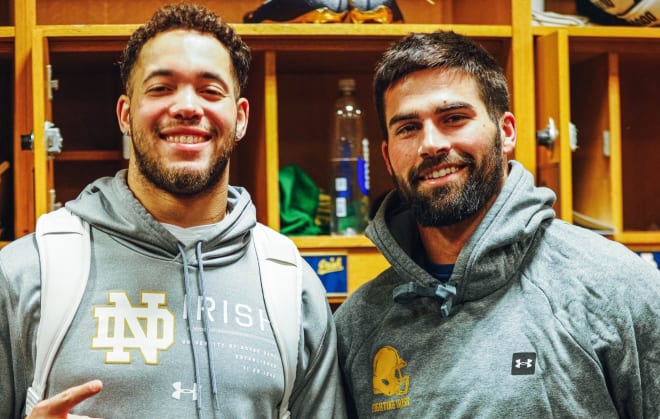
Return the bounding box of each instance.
[0,237,42,419]
[0,259,21,419]
[594,257,660,418]
[289,261,347,419]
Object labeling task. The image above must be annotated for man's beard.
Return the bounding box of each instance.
[131,126,234,196]
[394,131,504,227]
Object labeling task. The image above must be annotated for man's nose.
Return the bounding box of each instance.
[170,87,203,119]
[418,122,451,158]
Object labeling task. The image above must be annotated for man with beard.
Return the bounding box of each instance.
[0,4,345,419]
[334,31,660,418]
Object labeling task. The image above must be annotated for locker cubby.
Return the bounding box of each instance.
[47,48,125,204]
[619,52,660,232]
[567,36,660,244]
[570,52,615,232]
[0,52,13,240]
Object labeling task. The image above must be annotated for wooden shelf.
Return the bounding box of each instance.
[0,26,14,37]
[235,22,512,41]
[239,24,513,55]
[534,24,660,38]
[617,232,660,249]
[292,235,377,249]
[33,22,513,50]
[0,27,12,55]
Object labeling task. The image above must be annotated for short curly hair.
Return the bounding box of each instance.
[119,3,251,96]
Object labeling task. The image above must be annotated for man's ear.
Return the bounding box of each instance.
[381,140,393,175]
[500,111,516,155]
[234,97,249,142]
[117,94,131,135]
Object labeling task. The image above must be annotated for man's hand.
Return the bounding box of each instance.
[27,380,103,419]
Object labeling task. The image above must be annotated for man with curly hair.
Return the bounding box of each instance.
[0,4,346,418]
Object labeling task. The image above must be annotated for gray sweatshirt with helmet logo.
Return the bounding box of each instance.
[335,161,660,418]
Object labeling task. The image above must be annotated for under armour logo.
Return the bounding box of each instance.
[172,382,198,401]
[511,352,536,375]
[92,291,175,364]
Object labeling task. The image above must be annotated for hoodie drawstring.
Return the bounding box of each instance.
[178,243,205,418]
[178,242,221,417]
[195,241,221,410]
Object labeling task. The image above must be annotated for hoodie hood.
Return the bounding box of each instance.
[65,169,256,267]
[366,160,556,309]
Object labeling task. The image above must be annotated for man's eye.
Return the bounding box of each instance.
[445,114,468,124]
[395,124,419,136]
[203,89,223,96]
[146,85,170,94]
[200,84,227,98]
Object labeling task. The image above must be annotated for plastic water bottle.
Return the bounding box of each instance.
[329,78,369,236]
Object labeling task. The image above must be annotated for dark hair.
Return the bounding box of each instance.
[373,31,509,140]
[119,3,251,96]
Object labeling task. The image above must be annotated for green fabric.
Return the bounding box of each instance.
[279,164,324,236]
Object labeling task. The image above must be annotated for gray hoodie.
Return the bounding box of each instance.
[0,170,346,419]
[335,161,660,418]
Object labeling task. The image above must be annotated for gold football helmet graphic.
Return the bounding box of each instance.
[373,346,409,396]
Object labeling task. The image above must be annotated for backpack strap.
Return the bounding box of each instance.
[252,223,302,419]
[25,208,91,416]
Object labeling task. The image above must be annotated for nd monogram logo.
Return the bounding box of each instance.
[92,291,175,364]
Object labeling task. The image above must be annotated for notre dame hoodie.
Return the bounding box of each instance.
[335,161,660,418]
[0,170,346,419]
